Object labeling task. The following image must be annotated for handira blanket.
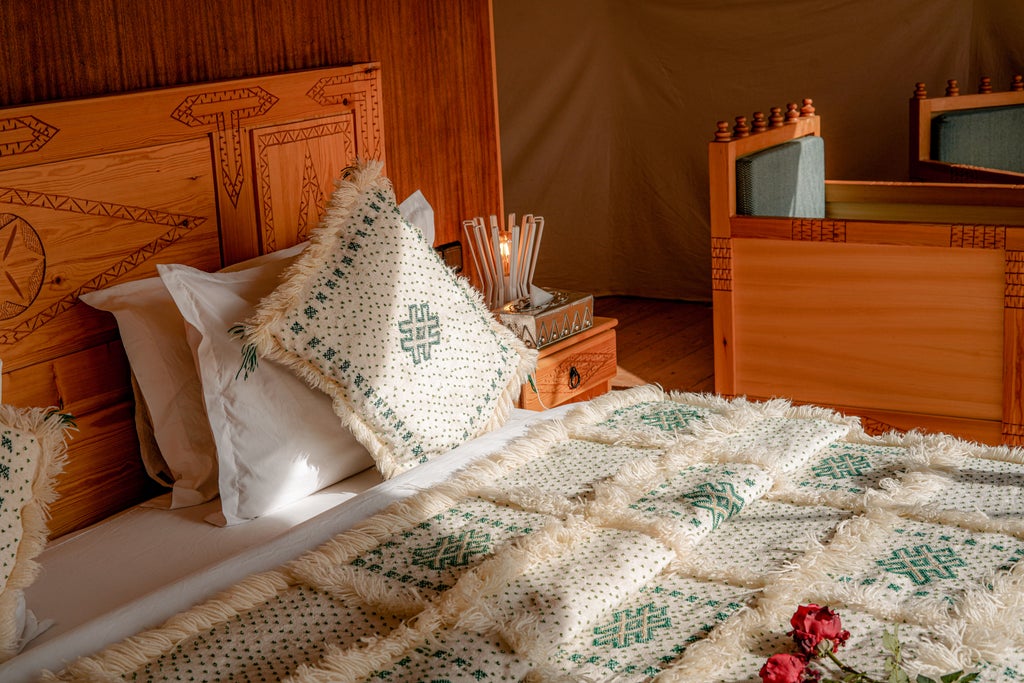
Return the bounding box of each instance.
[46,385,1024,682]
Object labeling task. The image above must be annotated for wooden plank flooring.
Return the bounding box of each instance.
[594,296,715,394]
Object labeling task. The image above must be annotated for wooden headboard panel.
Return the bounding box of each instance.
[0,64,385,538]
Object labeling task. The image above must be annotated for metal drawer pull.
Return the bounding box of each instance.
[568,366,581,389]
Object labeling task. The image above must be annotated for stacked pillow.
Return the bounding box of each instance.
[82,163,535,521]
[82,244,374,525]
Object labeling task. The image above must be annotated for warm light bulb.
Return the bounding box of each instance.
[499,231,511,276]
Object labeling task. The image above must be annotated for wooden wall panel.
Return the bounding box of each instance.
[0,0,501,536]
[0,0,502,251]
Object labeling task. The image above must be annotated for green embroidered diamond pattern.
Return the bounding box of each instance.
[875,544,967,586]
[812,452,872,479]
[398,303,441,365]
[592,602,672,649]
[0,459,7,508]
[411,530,491,571]
[681,482,746,529]
[639,406,704,432]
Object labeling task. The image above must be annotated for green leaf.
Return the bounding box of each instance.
[916,676,938,683]
[940,672,964,683]
[882,627,901,654]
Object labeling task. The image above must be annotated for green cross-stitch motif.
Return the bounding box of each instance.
[411,530,491,571]
[875,544,967,586]
[0,451,9,508]
[398,302,441,365]
[1,433,11,452]
[681,481,746,529]
[592,602,672,649]
[812,452,872,479]
[639,406,704,432]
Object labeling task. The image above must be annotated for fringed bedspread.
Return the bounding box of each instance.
[47,386,1024,682]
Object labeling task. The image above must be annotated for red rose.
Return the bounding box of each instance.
[789,604,850,655]
[759,653,810,683]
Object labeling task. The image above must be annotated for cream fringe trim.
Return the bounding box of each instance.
[0,407,71,663]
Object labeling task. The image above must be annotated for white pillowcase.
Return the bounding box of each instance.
[159,261,374,526]
[79,245,309,510]
[79,275,220,509]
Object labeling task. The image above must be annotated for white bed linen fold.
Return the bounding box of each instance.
[0,407,569,683]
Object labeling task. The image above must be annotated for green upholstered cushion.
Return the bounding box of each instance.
[736,135,826,218]
[931,104,1024,174]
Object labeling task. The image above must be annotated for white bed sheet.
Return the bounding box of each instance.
[1,406,570,683]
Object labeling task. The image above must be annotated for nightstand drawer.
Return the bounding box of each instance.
[520,325,617,410]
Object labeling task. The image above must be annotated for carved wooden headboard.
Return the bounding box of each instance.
[0,64,385,538]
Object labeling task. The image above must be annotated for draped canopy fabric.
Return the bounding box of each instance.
[493,0,1024,301]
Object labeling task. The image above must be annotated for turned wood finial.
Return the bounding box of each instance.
[751,111,767,133]
[1012,74,1024,92]
[785,102,800,123]
[913,82,927,99]
[733,115,750,138]
[800,98,815,116]
[945,79,960,96]
[769,106,784,128]
[713,120,732,142]
[979,76,992,94]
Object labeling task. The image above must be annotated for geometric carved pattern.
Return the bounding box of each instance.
[297,149,326,243]
[860,417,901,438]
[951,225,1005,249]
[0,214,45,320]
[791,219,847,242]
[170,87,279,207]
[1005,251,1024,309]
[0,187,205,344]
[253,118,355,251]
[1002,422,1024,446]
[711,237,732,292]
[307,70,384,158]
[0,116,58,157]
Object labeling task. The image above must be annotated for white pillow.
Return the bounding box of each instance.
[79,244,306,509]
[159,262,374,526]
[79,276,218,508]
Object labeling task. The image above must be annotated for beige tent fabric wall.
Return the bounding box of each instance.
[493,0,1020,302]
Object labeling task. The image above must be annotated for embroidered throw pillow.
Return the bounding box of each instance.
[244,161,536,478]
[0,405,72,660]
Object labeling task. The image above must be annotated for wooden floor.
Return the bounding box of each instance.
[594,296,715,394]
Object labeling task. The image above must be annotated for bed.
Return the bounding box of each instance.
[709,97,1024,449]
[1,69,1024,683]
[909,75,1024,184]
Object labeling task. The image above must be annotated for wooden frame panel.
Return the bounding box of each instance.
[909,75,1024,184]
[710,106,1024,446]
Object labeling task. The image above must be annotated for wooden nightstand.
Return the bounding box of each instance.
[518,317,618,410]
